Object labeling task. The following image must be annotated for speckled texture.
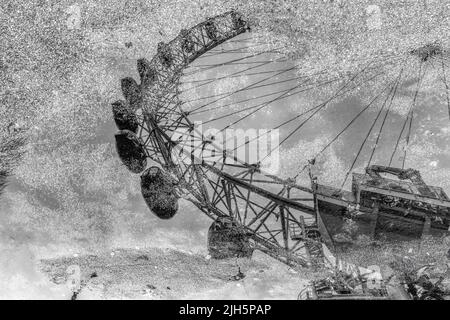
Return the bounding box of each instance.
[40,247,309,300]
[1,0,449,299]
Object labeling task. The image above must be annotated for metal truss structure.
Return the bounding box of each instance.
[113,10,450,270]
[115,11,325,268]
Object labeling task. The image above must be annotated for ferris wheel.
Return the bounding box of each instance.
[112,11,450,269]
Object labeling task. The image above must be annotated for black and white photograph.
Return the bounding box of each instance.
[1,0,450,304]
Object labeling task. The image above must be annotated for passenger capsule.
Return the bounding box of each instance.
[137,58,157,87]
[121,77,141,110]
[180,29,195,54]
[141,166,179,219]
[205,19,218,41]
[231,11,246,29]
[207,217,253,259]
[157,42,174,68]
[112,100,138,133]
[115,130,147,173]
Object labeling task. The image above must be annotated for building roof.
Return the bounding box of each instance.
[352,173,450,202]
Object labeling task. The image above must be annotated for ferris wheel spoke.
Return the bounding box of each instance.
[182,51,399,96]
[263,59,395,162]
[295,75,398,179]
[232,60,394,159]
[183,67,286,85]
[367,62,409,167]
[402,114,414,170]
[183,48,285,77]
[181,58,282,94]
[191,71,332,116]
[185,71,308,104]
[185,52,400,113]
[193,60,288,68]
[222,36,265,44]
[200,41,272,56]
[401,64,428,169]
[157,103,184,121]
[203,80,316,126]
[339,65,407,189]
[214,75,348,133]
[389,108,412,167]
[188,62,302,113]
[388,62,425,167]
[440,55,450,120]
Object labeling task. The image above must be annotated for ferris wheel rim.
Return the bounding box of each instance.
[112,9,450,269]
[132,10,314,191]
[116,10,450,201]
